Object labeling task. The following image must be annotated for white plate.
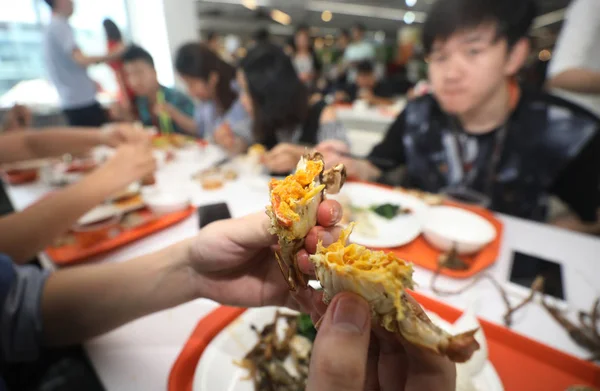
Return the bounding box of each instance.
[77,204,121,226]
[335,183,429,248]
[193,307,503,391]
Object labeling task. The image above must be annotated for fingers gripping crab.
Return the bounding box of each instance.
[266,151,346,292]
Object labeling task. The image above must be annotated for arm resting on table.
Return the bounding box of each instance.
[0,129,107,164]
[41,238,198,347]
[0,170,125,264]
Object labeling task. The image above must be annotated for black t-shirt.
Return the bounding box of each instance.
[368,94,600,222]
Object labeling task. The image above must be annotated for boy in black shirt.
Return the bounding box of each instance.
[319,0,600,232]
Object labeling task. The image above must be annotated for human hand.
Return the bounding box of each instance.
[2,104,32,131]
[315,140,358,173]
[213,122,235,149]
[93,142,156,192]
[262,143,305,174]
[306,292,456,391]
[103,123,151,147]
[187,199,343,314]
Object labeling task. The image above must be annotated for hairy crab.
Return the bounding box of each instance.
[266,152,346,291]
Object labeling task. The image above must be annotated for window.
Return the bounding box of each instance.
[0,0,130,104]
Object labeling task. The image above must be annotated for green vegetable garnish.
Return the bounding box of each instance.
[370,203,400,219]
[297,314,317,341]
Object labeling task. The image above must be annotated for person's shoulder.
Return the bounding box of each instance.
[164,86,193,103]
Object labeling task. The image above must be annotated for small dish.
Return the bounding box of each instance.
[422,206,497,255]
[142,187,190,215]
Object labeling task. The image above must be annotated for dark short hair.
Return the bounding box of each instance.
[422,0,537,54]
[206,30,217,41]
[352,23,366,32]
[175,42,237,113]
[295,24,310,35]
[44,0,54,8]
[103,19,122,42]
[122,45,155,68]
[240,43,308,147]
[340,29,350,39]
[253,28,271,43]
[356,60,375,74]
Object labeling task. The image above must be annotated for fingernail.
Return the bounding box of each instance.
[332,295,369,334]
[319,231,334,247]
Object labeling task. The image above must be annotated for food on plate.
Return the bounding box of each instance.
[120,211,152,230]
[309,224,480,362]
[239,310,490,391]
[201,177,224,190]
[267,152,346,291]
[113,194,145,212]
[152,134,195,150]
[223,169,238,181]
[238,312,314,391]
[398,187,445,206]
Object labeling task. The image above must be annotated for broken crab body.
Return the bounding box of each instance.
[310,225,480,363]
[266,152,346,291]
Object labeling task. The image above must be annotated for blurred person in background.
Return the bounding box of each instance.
[0,124,154,264]
[546,0,600,119]
[335,61,405,106]
[205,30,221,53]
[291,25,322,88]
[43,0,125,127]
[121,45,196,135]
[318,0,600,233]
[238,43,349,174]
[343,23,376,83]
[103,18,135,113]
[251,28,271,47]
[175,42,251,153]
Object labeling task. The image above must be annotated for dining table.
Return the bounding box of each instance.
[3,143,600,391]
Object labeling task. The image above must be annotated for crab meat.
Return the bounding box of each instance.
[309,224,480,363]
[267,152,346,291]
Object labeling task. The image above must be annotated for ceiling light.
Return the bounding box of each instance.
[270,9,291,25]
[403,11,415,24]
[321,10,333,22]
[242,0,257,10]
[405,0,417,7]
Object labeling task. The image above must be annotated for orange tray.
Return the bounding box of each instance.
[46,206,195,265]
[1,169,39,185]
[352,182,503,278]
[168,295,599,391]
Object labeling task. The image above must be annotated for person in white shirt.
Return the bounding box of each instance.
[343,23,376,83]
[546,0,600,118]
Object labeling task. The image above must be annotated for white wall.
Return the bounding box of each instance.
[126,0,198,89]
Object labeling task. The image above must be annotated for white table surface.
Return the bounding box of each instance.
[4,145,600,391]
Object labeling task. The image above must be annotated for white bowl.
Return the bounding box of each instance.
[142,187,190,215]
[422,206,497,255]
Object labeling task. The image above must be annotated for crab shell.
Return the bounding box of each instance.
[266,152,346,291]
[310,225,480,363]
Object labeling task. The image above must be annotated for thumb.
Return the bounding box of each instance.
[306,292,371,391]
